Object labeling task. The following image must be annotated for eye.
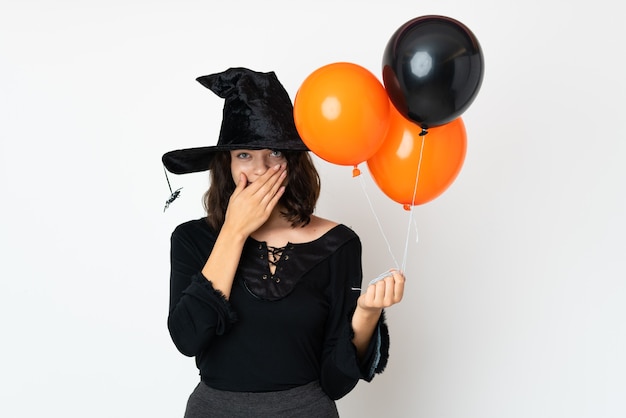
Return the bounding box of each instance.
[270,150,283,158]
[235,152,251,159]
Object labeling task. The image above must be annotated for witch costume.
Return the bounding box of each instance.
[164,68,389,417]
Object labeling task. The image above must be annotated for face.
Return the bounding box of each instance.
[229,149,287,185]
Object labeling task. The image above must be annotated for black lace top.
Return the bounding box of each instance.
[167,218,389,400]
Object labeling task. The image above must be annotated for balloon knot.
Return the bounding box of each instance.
[419,127,428,136]
[352,166,361,177]
[403,204,411,211]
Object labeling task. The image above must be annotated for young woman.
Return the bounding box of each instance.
[163,67,405,417]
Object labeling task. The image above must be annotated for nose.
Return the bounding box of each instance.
[252,155,271,175]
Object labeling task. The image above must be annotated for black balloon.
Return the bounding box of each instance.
[382,15,484,129]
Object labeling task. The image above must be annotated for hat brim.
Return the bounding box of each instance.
[162,146,218,175]
[162,143,309,175]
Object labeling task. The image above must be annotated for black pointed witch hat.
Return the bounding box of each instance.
[162,67,308,175]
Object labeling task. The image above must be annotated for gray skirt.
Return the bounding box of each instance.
[184,380,339,418]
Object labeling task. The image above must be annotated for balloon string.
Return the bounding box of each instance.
[358,174,400,270]
[401,132,426,273]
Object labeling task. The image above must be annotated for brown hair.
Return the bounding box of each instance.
[204,151,320,232]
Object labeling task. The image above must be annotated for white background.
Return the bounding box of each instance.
[1,0,625,417]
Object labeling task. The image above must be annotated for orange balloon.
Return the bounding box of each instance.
[294,62,390,166]
[367,105,467,207]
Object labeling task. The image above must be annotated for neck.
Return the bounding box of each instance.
[263,206,289,228]
[251,206,292,241]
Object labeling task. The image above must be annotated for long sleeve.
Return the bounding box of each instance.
[318,236,390,400]
[167,220,238,357]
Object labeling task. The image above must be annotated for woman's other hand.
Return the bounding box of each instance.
[357,269,405,312]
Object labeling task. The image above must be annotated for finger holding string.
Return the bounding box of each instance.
[358,269,405,310]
